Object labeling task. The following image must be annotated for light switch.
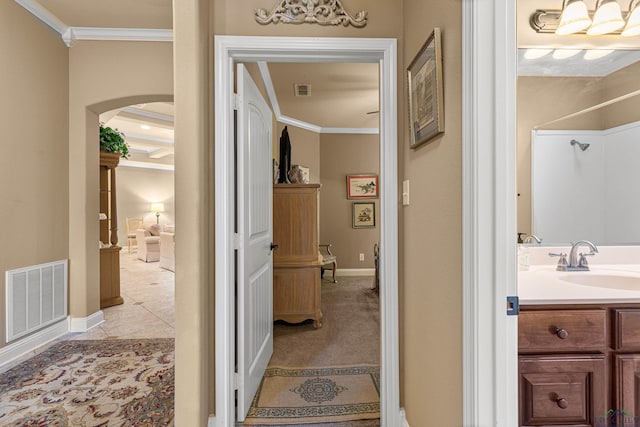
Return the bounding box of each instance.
[402,180,410,206]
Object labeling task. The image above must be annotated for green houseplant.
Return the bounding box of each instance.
[99,124,129,159]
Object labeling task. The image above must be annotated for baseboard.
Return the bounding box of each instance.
[68,310,104,332]
[335,268,375,277]
[400,408,410,427]
[0,318,68,367]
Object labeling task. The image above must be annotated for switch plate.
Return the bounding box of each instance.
[359,253,365,261]
[402,180,410,206]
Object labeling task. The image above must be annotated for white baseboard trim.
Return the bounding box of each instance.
[335,268,375,277]
[400,408,410,427]
[68,310,104,332]
[0,318,68,367]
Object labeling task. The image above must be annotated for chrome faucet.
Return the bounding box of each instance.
[549,240,598,271]
[522,234,542,244]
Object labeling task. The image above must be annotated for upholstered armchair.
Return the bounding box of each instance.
[135,229,160,262]
[159,229,175,272]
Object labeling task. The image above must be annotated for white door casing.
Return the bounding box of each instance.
[235,64,274,422]
[214,37,399,427]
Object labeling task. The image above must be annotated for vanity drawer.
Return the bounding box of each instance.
[614,309,640,351]
[519,355,606,427]
[519,309,606,353]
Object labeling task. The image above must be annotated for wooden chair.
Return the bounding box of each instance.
[125,217,143,253]
[319,244,337,283]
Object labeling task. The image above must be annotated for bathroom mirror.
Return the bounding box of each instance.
[517,0,640,245]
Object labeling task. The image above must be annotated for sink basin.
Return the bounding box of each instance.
[559,274,640,290]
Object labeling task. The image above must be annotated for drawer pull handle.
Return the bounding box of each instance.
[556,397,569,409]
[555,328,569,339]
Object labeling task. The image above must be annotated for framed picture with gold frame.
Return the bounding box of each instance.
[407,27,444,149]
[352,202,375,229]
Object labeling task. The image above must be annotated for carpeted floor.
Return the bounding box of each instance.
[244,276,381,426]
[0,339,174,426]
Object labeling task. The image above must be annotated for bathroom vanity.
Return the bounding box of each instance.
[518,249,640,427]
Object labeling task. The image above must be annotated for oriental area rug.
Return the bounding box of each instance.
[0,339,174,426]
[243,365,380,426]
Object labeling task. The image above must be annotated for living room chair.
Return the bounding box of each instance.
[136,229,160,262]
[125,217,143,253]
[319,244,337,283]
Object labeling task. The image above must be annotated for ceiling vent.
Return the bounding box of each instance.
[294,83,311,97]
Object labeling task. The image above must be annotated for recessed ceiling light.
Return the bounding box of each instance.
[552,49,582,59]
[524,49,553,59]
[583,49,614,60]
[141,124,151,130]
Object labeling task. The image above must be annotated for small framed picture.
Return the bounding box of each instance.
[407,27,444,149]
[352,202,375,229]
[346,174,378,199]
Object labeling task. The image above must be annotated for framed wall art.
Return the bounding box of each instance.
[346,174,378,199]
[407,27,444,149]
[352,202,376,228]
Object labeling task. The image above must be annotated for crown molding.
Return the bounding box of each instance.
[119,160,175,171]
[15,0,173,47]
[121,107,174,124]
[70,28,173,45]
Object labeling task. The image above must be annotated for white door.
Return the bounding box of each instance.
[235,64,274,422]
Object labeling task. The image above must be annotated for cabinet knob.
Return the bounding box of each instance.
[555,397,569,409]
[555,328,569,339]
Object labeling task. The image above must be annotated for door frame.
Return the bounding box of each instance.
[462,0,518,425]
[213,36,399,426]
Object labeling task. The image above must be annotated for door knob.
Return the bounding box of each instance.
[270,243,279,251]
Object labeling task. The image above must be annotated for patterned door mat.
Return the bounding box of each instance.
[0,339,174,426]
[243,365,380,425]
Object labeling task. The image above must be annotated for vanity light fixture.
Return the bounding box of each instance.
[556,0,592,34]
[587,0,625,35]
[622,0,640,36]
[531,0,640,36]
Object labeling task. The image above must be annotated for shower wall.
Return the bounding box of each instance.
[531,120,640,244]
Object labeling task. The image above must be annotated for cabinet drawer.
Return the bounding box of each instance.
[614,309,640,351]
[519,309,606,353]
[519,355,606,427]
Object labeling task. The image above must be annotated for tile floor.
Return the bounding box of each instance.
[67,250,175,340]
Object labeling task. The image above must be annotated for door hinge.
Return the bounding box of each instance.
[233,372,240,390]
[506,296,519,316]
[233,93,240,110]
[233,233,243,250]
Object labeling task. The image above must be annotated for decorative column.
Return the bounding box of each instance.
[99,151,124,308]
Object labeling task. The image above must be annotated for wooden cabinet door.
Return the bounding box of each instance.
[614,354,640,426]
[519,355,606,427]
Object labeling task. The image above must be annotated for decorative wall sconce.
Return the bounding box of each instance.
[255,0,367,27]
[531,0,640,36]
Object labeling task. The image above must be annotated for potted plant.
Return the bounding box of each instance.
[99,124,129,159]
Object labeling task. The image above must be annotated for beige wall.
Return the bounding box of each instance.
[116,167,175,245]
[319,134,379,269]
[0,2,69,348]
[402,1,463,425]
[176,0,468,424]
[68,41,173,319]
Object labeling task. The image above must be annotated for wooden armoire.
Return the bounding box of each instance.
[272,184,323,328]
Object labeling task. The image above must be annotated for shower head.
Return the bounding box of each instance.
[570,139,590,151]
